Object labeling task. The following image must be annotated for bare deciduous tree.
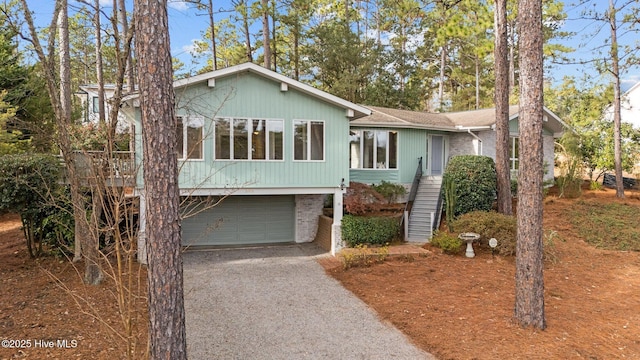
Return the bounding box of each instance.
[15,0,103,284]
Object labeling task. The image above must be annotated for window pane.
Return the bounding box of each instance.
[186,125,203,159]
[511,137,519,170]
[176,117,184,159]
[215,119,230,159]
[389,131,398,169]
[310,121,324,160]
[233,119,249,159]
[92,96,100,113]
[294,120,307,160]
[376,131,387,169]
[252,119,266,160]
[268,120,283,160]
[363,131,374,168]
[349,130,361,168]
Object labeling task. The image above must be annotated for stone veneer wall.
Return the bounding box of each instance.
[295,194,325,243]
[449,130,556,183]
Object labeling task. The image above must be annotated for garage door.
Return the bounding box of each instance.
[181,195,295,247]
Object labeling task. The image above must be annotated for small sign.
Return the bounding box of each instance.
[489,238,498,248]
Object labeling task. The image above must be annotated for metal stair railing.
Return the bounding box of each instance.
[401,157,422,240]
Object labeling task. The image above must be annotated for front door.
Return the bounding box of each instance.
[429,135,445,175]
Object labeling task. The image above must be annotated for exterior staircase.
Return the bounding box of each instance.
[407,176,442,242]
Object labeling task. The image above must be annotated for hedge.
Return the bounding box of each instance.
[342,215,400,247]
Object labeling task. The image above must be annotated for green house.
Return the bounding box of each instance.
[124,63,569,261]
[124,63,370,260]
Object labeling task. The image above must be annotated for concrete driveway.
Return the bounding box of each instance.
[183,244,435,359]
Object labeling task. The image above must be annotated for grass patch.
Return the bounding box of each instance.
[570,200,640,251]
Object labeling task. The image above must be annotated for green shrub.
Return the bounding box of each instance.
[511,179,518,197]
[443,175,456,232]
[451,211,516,256]
[442,155,497,218]
[589,180,603,191]
[342,215,400,247]
[0,153,62,257]
[372,181,407,204]
[451,211,558,261]
[430,232,463,254]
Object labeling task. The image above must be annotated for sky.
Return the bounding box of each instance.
[20,0,640,92]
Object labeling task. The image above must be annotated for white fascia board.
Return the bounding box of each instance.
[179,187,340,196]
[543,106,573,133]
[454,125,493,131]
[351,122,457,131]
[173,62,372,119]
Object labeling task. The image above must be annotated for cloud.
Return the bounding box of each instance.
[621,75,640,93]
[168,1,190,11]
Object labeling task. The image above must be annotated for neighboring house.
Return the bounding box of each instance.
[121,62,569,262]
[602,81,640,129]
[76,84,132,133]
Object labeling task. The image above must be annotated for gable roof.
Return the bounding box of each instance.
[351,106,455,130]
[146,62,371,119]
[353,104,570,137]
[445,105,520,128]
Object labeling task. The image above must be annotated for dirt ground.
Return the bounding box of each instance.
[0,213,148,360]
[325,186,640,359]
[1,186,640,359]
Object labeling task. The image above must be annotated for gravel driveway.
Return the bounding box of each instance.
[183,244,434,359]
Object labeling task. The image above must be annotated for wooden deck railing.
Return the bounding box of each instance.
[59,150,136,187]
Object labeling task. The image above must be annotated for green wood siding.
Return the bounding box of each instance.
[181,195,295,246]
[349,127,427,185]
[134,72,350,189]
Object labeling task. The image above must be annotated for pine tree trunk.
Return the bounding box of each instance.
[134,0,187,358]
[262,0,271,69]
[208,0,218,70]
[494,0,512,215]
[609,0,625,199]
[515,0,546,330]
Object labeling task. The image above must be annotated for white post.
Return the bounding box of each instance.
[137,189,147,264]
[331,187,346,256]
[404,210,409,242]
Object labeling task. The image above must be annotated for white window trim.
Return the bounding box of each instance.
[509,136,519,171]
[292,119,326,162]
[177,116,205,162]
[349,129,398,170]
[213,117,285,161]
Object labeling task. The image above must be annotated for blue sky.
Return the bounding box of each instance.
[22,0,640,91]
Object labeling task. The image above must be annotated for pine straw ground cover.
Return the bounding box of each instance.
[323,186,640,359]
[0,213,148,359]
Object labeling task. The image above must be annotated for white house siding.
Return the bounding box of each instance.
[295,194,325,243]
[543,134,555,183]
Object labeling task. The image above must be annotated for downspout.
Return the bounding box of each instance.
[467,129,483,155]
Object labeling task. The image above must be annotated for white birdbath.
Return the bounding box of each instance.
[459,232,480,258]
